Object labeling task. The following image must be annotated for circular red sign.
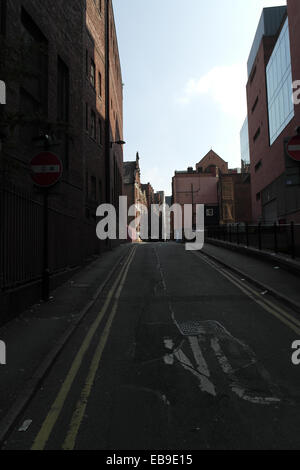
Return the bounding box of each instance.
[30,152,63,187]
[286,135,300,162]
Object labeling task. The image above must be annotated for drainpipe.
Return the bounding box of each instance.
[105,0,111,205]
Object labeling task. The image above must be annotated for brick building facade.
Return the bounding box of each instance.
[0,0,124,321]
[172,150,251,228]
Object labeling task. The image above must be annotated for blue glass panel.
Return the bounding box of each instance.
[266,18,294,145]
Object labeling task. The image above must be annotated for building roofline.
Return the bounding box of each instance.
[247,6,287,78]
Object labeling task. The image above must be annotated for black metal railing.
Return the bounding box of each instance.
[206,222,300,259]
[0,181,101,292]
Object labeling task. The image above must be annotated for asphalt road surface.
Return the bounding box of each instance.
[3,242,300,450]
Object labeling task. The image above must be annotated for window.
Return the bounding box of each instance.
[255,160,262,172]
[20,8,48,114]
[250,65,257,84]
[57,56,70,169]
[90,59,95,88]
[266,19,294,145]
[0,0,7,35]
[98,118,102,145]
[85,50,89,76]
[253,127,261,142]
[256,192,261,201]
[85,103,89,131]
[85,171,89,198]
[251,96,259,114]
[98,180,102,204]
[91,176,96,201]
[98,72,102,97]
[57,57,69,123]
[91,110,96,139]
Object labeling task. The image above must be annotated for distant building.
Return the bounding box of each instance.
[246,2,300,223]
[218,173,252,225]
[172,150,252,228]
[123,153,147,241]
[172,150,226,227]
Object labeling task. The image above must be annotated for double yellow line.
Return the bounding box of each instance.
[194,252,300,336]
[32,246,137,451]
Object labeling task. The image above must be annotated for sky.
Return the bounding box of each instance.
[113,0,287,196]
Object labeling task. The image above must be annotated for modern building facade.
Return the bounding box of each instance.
[246,1,300,224]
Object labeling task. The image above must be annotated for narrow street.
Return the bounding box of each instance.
[2,242,300,450]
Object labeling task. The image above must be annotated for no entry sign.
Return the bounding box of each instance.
[286,135,300,162]
[30,152,63,187]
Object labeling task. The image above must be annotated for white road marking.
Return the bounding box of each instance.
[211,337,280,405]
[174,348,217,397]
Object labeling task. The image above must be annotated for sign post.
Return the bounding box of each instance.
[30,151,63,301]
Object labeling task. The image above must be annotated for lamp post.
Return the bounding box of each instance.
[110,140,126,148]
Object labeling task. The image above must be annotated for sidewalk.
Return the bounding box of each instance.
[203,242,300,310]
[0,243,131,443]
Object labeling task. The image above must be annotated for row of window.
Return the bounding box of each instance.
[86,173,102,203]
[85,103,104,144]
[86,52,103,98]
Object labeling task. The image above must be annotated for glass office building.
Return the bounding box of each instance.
[266,19,294,145]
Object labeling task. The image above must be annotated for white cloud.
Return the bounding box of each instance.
[179,64,248,122]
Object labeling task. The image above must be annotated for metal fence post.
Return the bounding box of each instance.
[237,224,240,245]
[274,222,278,254]
[291,221,295,259]
[258,222,262,251]
[246,222,249,247]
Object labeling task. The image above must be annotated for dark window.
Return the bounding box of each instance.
[91,176,96,200]
[256,192,261,201]
[90,59,95,88]
[57,56,69,169]
[98,72,102,97]
[85,50,89,76]
[91,110,96,139]
[85,171,89,198]
[250,65,257,84]
[251,96,259,113]
[255,160,262,172]
[57,57,69,123]
[253,127,261,142]
[0,0,7,35]
[85,103,89,131]
[98,118,102,145]
[98,180,102,204]
[96,0,102,13]
[20,8,48,113]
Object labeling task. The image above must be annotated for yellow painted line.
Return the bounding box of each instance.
[62,246,136,450]
[221,267,300,330]
[31,247,136,451]
[194,252,300,336]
